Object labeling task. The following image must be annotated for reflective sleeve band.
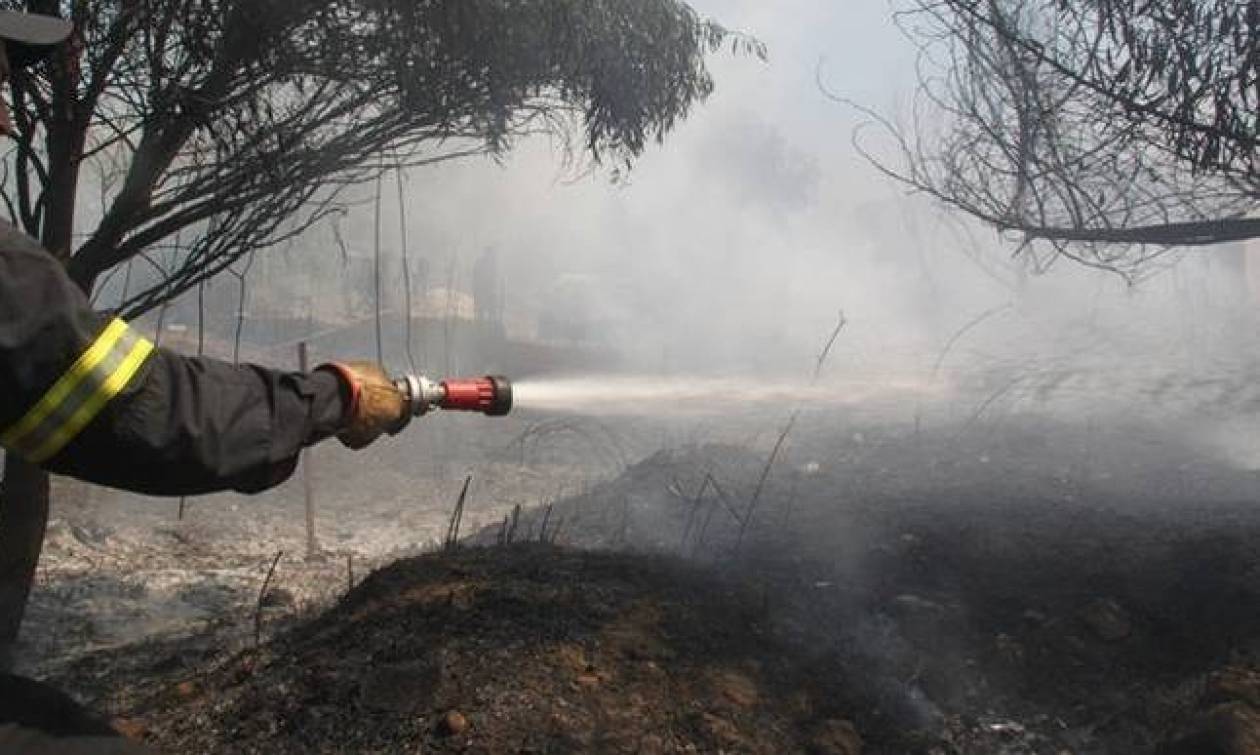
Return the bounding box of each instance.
[1,318,155,463]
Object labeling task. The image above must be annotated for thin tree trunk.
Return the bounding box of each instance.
[0,22,88,666]
[0,457,50,670]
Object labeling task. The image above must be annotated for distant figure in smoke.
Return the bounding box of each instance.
[0,11,414,752]
[473,245,503,333]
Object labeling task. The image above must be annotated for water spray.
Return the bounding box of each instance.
[394,374,514,418]
[510,375,949,416]
[385,371,947,422]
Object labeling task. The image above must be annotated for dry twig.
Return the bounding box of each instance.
[736,310,847,551]
[538,502,555,543]
[679,475,712,551]
[444,476,473,552]
[254,550,284,649]
[506,505,522,545]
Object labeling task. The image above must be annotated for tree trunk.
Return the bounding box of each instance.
[0,457,50,671]
[0,18,90,672]
[0,21,88,671]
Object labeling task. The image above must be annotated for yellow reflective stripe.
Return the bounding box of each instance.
[27,336,154,463]
[11,327,143,459]
[1,319,129,450]
[1,319,154,463]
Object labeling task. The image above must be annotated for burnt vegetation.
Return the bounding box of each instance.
[843,0,1260,277]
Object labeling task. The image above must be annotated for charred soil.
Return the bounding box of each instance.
[68,545,861,754]
[40,415,1260,754]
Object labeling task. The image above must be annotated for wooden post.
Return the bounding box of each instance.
[299,342,318,560]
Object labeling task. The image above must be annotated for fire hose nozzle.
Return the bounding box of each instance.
[441,375,514,416]
[393,374,514,419]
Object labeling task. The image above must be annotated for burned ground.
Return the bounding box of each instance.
[52,546,864,754]
[34,411,1260,753]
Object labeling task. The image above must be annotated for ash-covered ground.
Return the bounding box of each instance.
[24,363,1260,754]
[23,414,610,678]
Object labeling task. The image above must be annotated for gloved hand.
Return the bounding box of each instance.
[317,362,409,450]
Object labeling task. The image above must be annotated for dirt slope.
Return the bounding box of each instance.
[113,545,860,755]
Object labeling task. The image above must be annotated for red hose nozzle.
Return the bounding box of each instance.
[394,373,513,418]
[439,375,513,416]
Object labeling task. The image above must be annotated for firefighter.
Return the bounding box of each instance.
[0,10,409,752]
[0,14,409,495]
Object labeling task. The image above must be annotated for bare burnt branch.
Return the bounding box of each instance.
[844,0,1260,275]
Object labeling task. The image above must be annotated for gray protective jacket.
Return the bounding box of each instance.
[0,221,347,495]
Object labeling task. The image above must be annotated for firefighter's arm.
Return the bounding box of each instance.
[41,353,408,496]
[42,351,350,496]
[0,223,402,496]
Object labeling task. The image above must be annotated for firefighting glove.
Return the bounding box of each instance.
[317,362,410,450]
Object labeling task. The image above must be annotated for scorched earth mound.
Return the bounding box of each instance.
[115,544,862,755]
